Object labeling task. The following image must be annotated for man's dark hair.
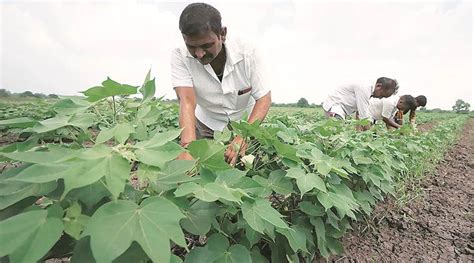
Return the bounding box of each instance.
[179,3,222,36]
[376,77,399,93]
[401,95,416,113]
[415,95,427,107]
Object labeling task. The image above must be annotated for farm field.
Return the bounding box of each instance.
[0,76,472,262]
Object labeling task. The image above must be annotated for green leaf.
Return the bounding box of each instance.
[351,149,373,165]
[0,117,37,128]
[135,142,183,169]
[85,197,186,263]
[273,140,300,163]
[8,206,64,263]
[299,201,325,217]
[267,170,293,195]
[82,77,138,102]
[184,234,252,263]
[1,145,80,164]
[139,71,156,103]
[0,210,47,256]
[53,97,92,115]
[67,181,111,208]
[310,217,330,258]
[156,159,196,185]
[134,129,181,149]
[0,180,57,210]
[64,202,90,240]
[174,182,244,203]
[96,123,135,144]
[181,201,218,236]
[188,140,230,171]
[215,169,246,186]
[276,226,308,253]
[241,199,289,234]
[286,168,327,195]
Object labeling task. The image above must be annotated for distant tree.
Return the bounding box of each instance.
[33,93,46,98]
[296,97,310,108]
[0,89,11,97]
[452,99,470,113]
[19,91,34,97]
[48,94,59,99]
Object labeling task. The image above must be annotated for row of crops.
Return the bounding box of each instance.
[0,74,468,262]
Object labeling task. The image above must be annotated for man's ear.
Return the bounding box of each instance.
[221,27,227,42]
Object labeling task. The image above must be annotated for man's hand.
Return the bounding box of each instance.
[224,135,248,166]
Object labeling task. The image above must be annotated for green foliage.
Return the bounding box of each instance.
[452,99,470,113]
[0,72,467,262]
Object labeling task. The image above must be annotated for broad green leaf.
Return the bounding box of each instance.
[82,77,138,102]
[188,140,230,171]
[85,197,186,263]
[215,169,246,186]
[135,142,183,169]
[181,201,218,236]
[156,159,196,185]
[0,180,57,210]
[53,97,92,115]
[0,117,37,128]
[64,202,90,239]
[276,226,308,253]
[286,168,326,195]
[299,201,325,217]
[310,217,330,258]
[9,206,64,263]
[184,234,251,263]
[267,170,293,195]
[174,182,244,203]
[241,199,289,234]
[1,145,80,164]
[0,210,47,256]
[134,129,181,149]
[96,123,135,144]
[67,181,111,208]
[245,224,262,247]
[273,140,300,163]
[351,149,373,165]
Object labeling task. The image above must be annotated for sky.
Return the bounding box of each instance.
[0,0,472,110]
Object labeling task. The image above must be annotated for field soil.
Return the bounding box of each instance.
[335,118,474,262]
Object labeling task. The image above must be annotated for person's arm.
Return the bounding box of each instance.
[382,116,401,129]
[175,87,197,148]
[409,109,416,124]
[171,48,195,160]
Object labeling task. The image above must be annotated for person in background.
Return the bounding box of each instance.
[394,95,427,125]
[369,95,417,129]
[171,3,271,166]
[322,77,399,121]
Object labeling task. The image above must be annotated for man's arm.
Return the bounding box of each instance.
[248,91,272,124]
[382,117,401,129]
[175,87,196,160]
[409,109,416,124]
[225,91,271,165]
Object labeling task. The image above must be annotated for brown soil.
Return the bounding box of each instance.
[335,119,474,262]
[417,120,439,133]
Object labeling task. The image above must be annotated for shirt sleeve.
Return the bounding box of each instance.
[354,85,371,119]
[171,48,193,88]
[381,98,396,119]
[248,47,270,100]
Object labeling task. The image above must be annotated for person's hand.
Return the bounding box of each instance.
[224,135,248,166]
[177,151,194,161]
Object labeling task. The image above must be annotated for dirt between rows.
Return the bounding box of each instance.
[334,118,473,262]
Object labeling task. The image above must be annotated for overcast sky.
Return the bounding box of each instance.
[1,0,472,110]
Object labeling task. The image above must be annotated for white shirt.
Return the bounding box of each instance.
[322,84,375,119]
[368,95,399,121]
[171,38,270,131]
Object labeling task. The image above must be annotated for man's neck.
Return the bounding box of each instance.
[211,44,227,74]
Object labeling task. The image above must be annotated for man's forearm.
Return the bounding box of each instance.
[383,117,401,129]
[179,103,197,147]
[248,91,272,124]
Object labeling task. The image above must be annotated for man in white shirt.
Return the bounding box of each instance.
[322,77,399,120]
[172,3,272,165]
[368,95,416,129]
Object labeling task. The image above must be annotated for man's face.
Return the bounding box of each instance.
[373,84,394,98]
[182,29,225,65]
[397,97,409,111]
